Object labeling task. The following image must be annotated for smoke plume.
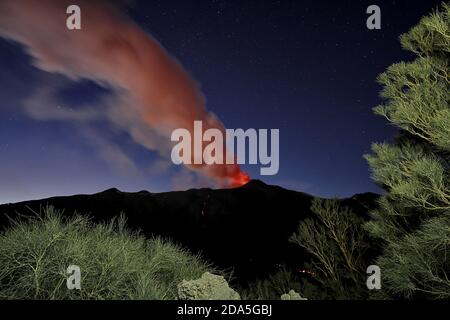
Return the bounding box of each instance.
[0,0,247,187]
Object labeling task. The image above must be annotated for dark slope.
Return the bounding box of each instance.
[0,180,378,282]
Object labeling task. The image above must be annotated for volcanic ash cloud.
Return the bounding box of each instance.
[0,0,247,187]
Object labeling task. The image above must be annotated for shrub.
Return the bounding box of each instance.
[239,268,302,300]
[290,198,369,299]
[375,213,450,299]
[0,206,214,300]
[177,272,240,300]
[280,290,307,300]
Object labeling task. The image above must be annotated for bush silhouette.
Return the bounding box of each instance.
[0,206,214,300]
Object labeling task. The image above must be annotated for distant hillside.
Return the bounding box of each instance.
[0,180,379,282]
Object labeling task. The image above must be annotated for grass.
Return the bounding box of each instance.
[0,206,215,300]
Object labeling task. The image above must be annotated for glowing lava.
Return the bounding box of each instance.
[229,171,250,187]
[298,269,317,277]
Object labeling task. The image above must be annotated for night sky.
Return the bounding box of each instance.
[0,0,443,203]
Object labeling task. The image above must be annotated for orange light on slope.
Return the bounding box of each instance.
[230,171,250,187]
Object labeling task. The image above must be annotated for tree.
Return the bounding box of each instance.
[290,198,369,299]
[364,2,450,299]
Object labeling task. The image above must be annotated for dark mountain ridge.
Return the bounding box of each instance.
[0,180,378,282]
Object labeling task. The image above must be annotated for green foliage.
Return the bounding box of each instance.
[374,3,450,153]
[400,3,450,58]
[147,237,217,298]
[365,2,450,299]
[366,142,449,215]
[377,213,450,299]
[177,272,240,300]
[239,268,302,300]
[0,206,214,300]
[290,199,369,299]
[280,289,306,300]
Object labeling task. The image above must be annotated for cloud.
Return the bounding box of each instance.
[0,0,245,187]
[148,159,172,176]
[23,78,102,122]
[79,127,138,175]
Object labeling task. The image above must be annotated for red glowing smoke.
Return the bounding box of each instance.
[229,171,251,187]
[0,0,248,187]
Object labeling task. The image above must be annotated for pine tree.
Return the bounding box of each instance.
[365,2,450,299]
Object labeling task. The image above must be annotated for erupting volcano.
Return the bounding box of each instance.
[229,171,251,187]
[0,0,249,190]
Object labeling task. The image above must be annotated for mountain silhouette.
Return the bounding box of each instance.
[0,180,378,282]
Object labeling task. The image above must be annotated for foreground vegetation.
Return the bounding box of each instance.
[290,199,370,299]
[0,206,214,300]
[364,2,449,299]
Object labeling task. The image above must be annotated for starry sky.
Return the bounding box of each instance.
[0,0,443,203]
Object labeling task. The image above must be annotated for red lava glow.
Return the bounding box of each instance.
[298,269,317,277]
[230,171,250,187]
